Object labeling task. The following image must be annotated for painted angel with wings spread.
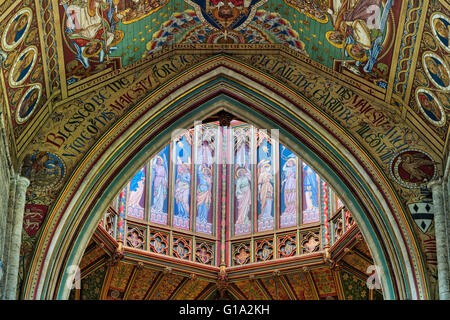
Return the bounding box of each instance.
[326,0,393,72]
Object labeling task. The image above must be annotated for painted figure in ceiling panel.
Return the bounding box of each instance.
[126,167,146,220]
[280,146,298,228]
[302,162,320,224]
[195,124,217,234]
[256,129,275,232]
[431,13,450,52]
[233,125,252,235]
[173,129,194,230]
[150,145,170,224]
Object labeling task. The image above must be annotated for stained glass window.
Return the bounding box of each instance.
[232,124,252,236]
[126,167,146,220]
[256,129,275,232]
[109,120,352,266]
[195,124,218,235]
[280,145,298,228]
[149,145,170,225]
[302,162,321,224]
[172,129,193,230]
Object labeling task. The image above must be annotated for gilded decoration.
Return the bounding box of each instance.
[1,0,445,300]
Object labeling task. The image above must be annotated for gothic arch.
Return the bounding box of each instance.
[22,56,428,300]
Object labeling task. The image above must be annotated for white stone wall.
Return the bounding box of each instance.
[0,107,30,300]
[0,109,13,298]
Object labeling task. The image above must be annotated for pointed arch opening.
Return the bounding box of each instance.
[23,58,427,300]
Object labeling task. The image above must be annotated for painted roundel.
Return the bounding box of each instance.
[431,13,450,52]
[16,84,41,124]
[1,7,32,51]
[390,150,437,189]
[21,152,66,190]
[422,51,450,91]
[9,46,37,87]
[415,88,445,127]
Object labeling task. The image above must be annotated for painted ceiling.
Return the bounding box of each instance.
[68,224,383,300]
[0,0,446,299]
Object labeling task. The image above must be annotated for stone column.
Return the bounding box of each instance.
[0,176,16,299]
[447,178,450,266]
[429,179,450,300]
[3,174,29,300]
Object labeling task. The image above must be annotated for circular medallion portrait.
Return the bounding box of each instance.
[9,46,37,87]
[422,51,450,91]
[326,30,346,49]
[1,8,32,51]
[346,44,368,62]
[16,84,41,124]
[416,88,445,127]
[390,149,436,189]
[21,151,66,190]
[431,13,450,52]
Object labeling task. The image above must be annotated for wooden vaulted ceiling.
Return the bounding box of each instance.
[69,224,383,300]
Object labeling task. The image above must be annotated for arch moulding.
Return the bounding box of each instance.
[22,55,429,300]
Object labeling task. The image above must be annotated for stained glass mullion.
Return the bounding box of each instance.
[167,143,173,226]
[298,159,302,227]
[251,125,256,235]
[189,129,195,232]
[215,124,221,238]
[273,132,280,230]
[170,138,176,228]
[192,124,199,233]
[147,157,153,224]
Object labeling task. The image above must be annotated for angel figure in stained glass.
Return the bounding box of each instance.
[258,160,273,219]
[151,155,168,214]
[281,157,297,216]
[196,164,212,223]
[235,167,251,225]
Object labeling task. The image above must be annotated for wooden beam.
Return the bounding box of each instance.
[306,271,320,300]
[255,279,272,300]
[144,271,164,300]
[332,270,345,300]
[279,275,297,300]
[99,262,115,299]
[122,266,139,300]
[228,283,247,300]
[352,248,374,265]
[195,282,216,300]
[340,261,369,281]
[283,274,299,299]
[168,277,190,300]
[80,255,108,279]
[74,288,81,300]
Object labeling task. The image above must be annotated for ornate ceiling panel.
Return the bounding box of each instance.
[0,0,445,300]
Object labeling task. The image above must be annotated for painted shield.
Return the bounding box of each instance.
[23,204,48,237]
[408,202,433,234]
